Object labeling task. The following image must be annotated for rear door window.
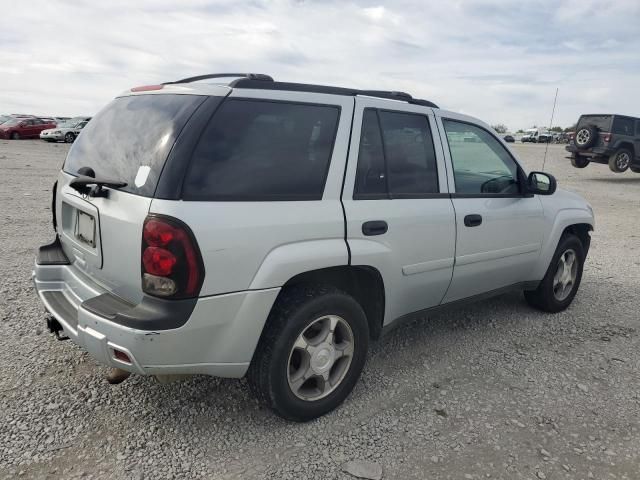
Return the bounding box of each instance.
[182,99,340,201]
[354,108,439,198]
[64,94,206,197]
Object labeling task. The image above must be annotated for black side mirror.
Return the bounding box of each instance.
[527,171,557,195]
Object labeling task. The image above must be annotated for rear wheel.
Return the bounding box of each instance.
[10,132,19,140]
[609,149,632,173]
[524,234,585,313]
[571,154,589,168]
[247,285,369,422]
[64,132,75,143]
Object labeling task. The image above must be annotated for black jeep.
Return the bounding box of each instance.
[566,114,640,173]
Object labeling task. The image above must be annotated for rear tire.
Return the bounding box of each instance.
[247,284,369,422]
[524,234,585,313]
[10,132,19,140]
[608,149,632,173]
[571,154,589,168]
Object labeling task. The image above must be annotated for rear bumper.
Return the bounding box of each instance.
[565,144,615,158]
[33,242,280,378]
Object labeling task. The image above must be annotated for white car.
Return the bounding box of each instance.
[40,117,91,143]
[33,73,594,421]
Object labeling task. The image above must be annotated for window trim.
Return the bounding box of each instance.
[180,97,342,202]
[353,107,441,200]
[441,117,528,198]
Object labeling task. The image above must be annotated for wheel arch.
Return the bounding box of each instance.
[275,265,386,340]
[561,223,593,254]
[614,141,635,155]
[533,207,594,280]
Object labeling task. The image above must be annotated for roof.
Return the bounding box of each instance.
[162,73,439,108]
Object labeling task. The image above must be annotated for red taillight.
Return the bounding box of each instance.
[602,133,611,142]
[131,84,164,92]
[144,219,175,246]
[141,216,204,299]
[143,247,176,276]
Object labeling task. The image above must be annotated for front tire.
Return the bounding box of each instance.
[609,149,632,173]
[525,234,585,313]
[247,285,369,422]
[10,132,19,140]
[64,132,75,143]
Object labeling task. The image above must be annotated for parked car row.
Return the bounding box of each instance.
[0,114,91,142]
[40,117,92,143]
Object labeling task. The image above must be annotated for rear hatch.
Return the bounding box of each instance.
[56,92,207,303]
[576,115,612,148]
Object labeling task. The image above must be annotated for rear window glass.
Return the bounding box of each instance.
[64,94,205,197]
[578,115,612,131]
[182,99,340,201]
[612,117,635,135]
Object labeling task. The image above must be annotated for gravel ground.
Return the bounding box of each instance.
[1,140,639,480]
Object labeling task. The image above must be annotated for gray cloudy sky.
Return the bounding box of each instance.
[2,0,639,130]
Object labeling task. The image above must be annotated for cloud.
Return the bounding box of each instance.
[1,0,639,130]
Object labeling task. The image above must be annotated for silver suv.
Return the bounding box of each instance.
[33,73,595,421]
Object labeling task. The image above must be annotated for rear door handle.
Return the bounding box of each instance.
[464,214,482,227]
[362,220,388,236]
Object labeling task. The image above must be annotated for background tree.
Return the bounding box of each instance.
[491,124,508,134]
[564,124,576,132]
[550,126,563,132]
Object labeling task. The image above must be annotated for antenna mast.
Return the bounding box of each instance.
[542,88,559,171]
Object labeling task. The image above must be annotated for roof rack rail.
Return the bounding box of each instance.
[409,98,439,108]
[230,79,439,108]
[359,90,413,101]
[163,73,274,85]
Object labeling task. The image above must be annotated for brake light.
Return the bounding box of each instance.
[141,216,204,299]
[143,247,176,276]
[131,84,164,92]
[602,133,611,142]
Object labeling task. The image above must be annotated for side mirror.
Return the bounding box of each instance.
[527,171,557,195]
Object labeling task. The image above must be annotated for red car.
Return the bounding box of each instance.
[0,117,57,140]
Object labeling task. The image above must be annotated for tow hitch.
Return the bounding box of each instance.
[46,316,69,341]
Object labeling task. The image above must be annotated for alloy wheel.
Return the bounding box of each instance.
[616,151,630,170]
[575,128,590,146]
[553,249,578,301]
[287,315,354,401]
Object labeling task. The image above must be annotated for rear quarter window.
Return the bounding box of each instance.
[182,99,340,201]
[612,117,635,136]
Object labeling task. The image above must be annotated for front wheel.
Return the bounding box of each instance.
[64,132,75,143]
[525,234,585,313]
[247,285,369,421]
[10,132,20,140]
[609,149,632,173]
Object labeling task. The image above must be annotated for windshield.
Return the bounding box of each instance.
[64,94,205,197]
[2,119,20,126]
